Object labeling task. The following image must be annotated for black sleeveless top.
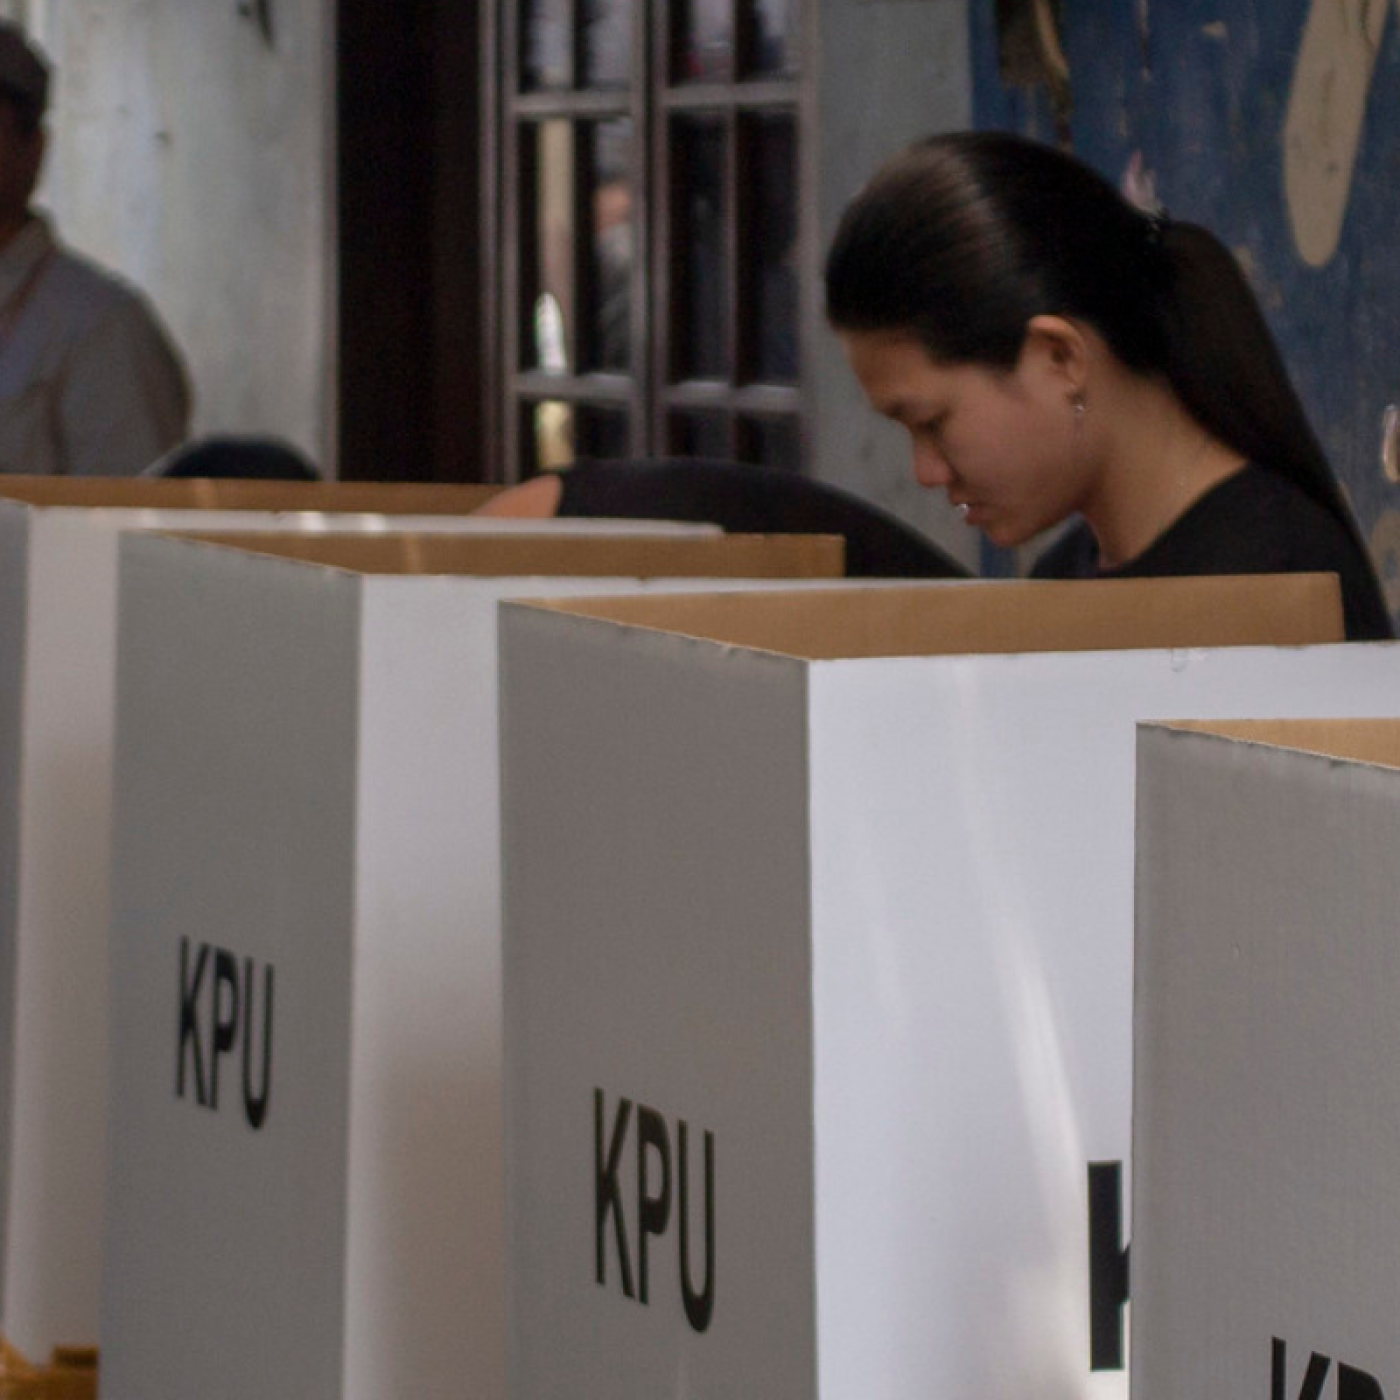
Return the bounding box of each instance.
[1033,464,1393,641]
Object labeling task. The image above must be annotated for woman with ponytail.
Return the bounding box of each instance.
[825,130,1392,639]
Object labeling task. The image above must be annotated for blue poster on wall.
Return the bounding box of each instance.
[971,0,1400,617]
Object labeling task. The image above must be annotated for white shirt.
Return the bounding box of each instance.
[0,213,190,475]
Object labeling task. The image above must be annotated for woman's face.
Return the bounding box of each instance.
[839,328,1094,549]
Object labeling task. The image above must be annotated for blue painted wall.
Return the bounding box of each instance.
[970,1,1400,616]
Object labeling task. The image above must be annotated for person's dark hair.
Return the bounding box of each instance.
[0,20,50,139]
[146,434,322,481]
[0,85,42,137]
[825,130,1359,539]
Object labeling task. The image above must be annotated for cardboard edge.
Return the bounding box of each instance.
[1143,718,1400,772]
[508,574,1344,661]
[141,530,845,579]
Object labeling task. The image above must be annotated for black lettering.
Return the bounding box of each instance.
[210,948,240,1111]
[242,959,274,1129]
[1087,1161,1129,1370]
[678,1119,715,1333]
[176,939,210,1106]
[595,1090,634,1297]
[1339,1364,1386,1400]
[636,1105,671,1306]
[1271,1338,1331,1400]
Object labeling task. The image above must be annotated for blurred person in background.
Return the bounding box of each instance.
[0,20,190,475]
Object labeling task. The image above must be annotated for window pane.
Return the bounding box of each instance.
[744,114,798,382]
[672,119,729,379]
[522,121,578,372]
[747,0,796,76]
[674,0,733,81]
[739,415,801,470]
[523,0,573,90]
[524,401,630,472]
[574,404,632,459]
[583,0,632,87]
[669,411,732,459]
[582,120,634,373]
[524,400,576,472]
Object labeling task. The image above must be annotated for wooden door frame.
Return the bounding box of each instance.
[336,0,491,481]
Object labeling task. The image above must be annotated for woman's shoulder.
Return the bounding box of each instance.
[1119,462,1349,575]
[1128,463,1393,640]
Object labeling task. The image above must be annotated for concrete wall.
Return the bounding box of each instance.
[810,0,978,572]
[10,0,334,468]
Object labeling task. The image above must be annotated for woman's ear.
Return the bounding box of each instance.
[1018,314,1091,399]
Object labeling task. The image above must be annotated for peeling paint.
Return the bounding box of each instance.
[995,0,1073,143]
[1121,149,1159,210]
[1383,404,1400,483]
[1232,244,1286,312]
[1369,510,1400,614]
[1284,0,1389,267]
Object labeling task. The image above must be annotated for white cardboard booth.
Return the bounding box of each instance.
[0,490,770,1370]
[0,474,504,513]
[101,530,842,1400]
[1133,719,1400,1400]
[497,577,1400,1400]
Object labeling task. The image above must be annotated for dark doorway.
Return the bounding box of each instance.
[337,1,489,481]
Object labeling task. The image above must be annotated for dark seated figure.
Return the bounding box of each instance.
[145,434,321,481]
[477,457,971,579]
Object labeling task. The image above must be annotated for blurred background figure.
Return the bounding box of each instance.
[145,434,321,481]
[0,20,190,476]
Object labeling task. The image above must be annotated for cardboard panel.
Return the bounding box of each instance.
[1133,723,1400,1399]
[0,514,23,1302]
[0,506,719,541]
[105,537,361,1400]
[176,531,845,577]
[0,504,524,1356]
[518,573,1343,657]
[498,600,1400,1400]
[1155,716,1400,768]
[101,532,842,1400]
[502,611,817,1400]
[0,501,748,1361]
[0,476,502,513]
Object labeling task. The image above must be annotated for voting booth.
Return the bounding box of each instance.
[101,530,842,1400]
[1133,719,1400,1400]
[0,474,503,513]
[0,485,741,1372]
[0,491,494,1367]
[497,578,1400,1400]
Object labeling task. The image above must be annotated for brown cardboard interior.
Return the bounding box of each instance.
[167,530,846,577]
[0,476,502,513]
[1155,718,1400,770]
[519,573,1344,658]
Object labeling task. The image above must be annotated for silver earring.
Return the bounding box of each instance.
[1072,393,1087,422]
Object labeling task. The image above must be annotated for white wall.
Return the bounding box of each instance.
[9,0,334,468]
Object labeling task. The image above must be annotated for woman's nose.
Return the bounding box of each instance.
[911,438,952,490]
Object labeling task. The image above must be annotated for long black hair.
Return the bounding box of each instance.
[825,130,1361,541]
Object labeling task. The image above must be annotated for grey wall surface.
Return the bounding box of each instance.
[14,0,333,468]
[809,0,977,572]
